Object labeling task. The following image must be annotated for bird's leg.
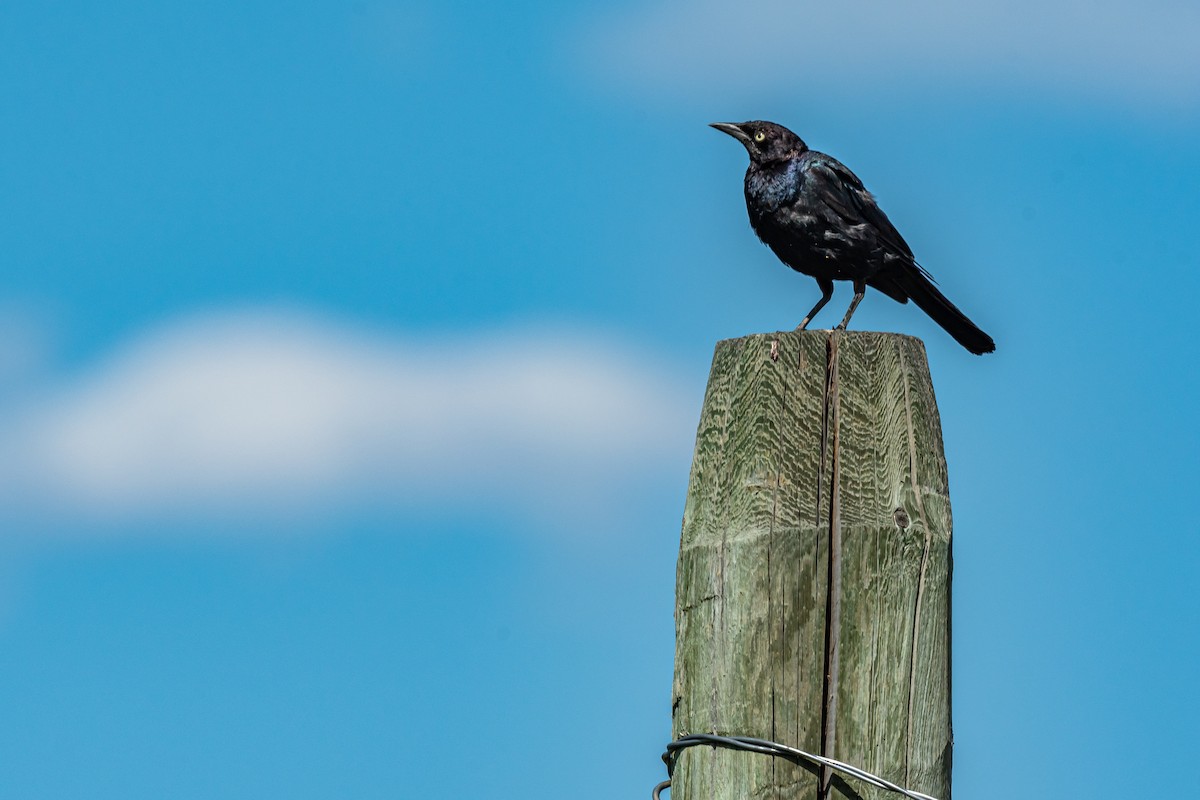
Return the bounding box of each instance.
[835,279,866,331]
[797,278,835,330]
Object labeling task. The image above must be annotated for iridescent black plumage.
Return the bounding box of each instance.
[711,120,994,355]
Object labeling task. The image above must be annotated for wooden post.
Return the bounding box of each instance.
[671,330,952,800]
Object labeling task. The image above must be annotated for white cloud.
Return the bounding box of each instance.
[578,0,1200,106]
[0,310,696,525]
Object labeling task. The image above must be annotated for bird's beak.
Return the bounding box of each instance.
[710,122,750,144]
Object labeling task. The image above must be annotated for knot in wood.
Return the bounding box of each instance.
[893,507,911,529]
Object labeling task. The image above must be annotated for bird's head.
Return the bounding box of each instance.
[710,120,807,164]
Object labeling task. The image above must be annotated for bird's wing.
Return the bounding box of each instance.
[805,156,915,261]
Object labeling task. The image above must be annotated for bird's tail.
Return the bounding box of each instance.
[891,265,995,355]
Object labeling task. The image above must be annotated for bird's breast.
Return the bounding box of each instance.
[744,163,800,212]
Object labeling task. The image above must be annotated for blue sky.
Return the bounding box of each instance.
[1,1,1197,797]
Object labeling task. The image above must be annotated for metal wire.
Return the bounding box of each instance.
[655,733,941,800]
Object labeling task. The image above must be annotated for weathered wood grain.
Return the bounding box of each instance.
[672,330,952,800]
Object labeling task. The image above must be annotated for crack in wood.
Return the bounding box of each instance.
[819,331,843,800]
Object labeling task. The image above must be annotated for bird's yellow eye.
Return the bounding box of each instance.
[754,131,766,142]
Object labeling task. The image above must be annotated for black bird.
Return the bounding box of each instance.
[710,120,995,355]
